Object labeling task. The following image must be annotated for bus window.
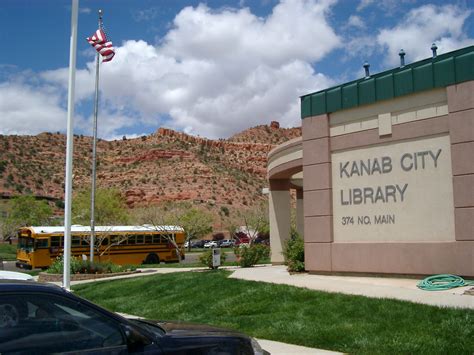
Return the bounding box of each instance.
[153,235,161,244]
[128,236,136,245]
[51,236,61,247]
[101,237,109,246]
[136,235,144,244]
[144,235,152,244]
[72,237,81,247]
[36,239,49,249]
[18,237,34,252]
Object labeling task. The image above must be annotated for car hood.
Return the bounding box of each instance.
[130,319,264,354]
[144,319,245,337]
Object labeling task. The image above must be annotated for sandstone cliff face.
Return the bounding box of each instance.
[0,123,301,210]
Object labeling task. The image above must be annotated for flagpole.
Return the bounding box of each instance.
[90,9,102,262]
[64,0,79,290]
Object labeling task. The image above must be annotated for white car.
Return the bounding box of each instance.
[219,239,235,247]
[0,270,34,281]
[203,241,218,248]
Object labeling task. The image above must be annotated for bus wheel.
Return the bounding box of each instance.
[145,253,159,264]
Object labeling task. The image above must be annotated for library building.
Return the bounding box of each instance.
[268,45,474,277]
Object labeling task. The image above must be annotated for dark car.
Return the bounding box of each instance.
[0,280,269,354]
[191,240,207,248]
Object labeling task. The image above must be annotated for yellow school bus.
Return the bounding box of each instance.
[16,225,185,269]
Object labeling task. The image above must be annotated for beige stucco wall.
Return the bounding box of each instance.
[331,135,455,242]
[269,189,291,264]
[330,88,447,136]
[267,137,303,172]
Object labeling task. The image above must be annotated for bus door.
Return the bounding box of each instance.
[33,237,50,268]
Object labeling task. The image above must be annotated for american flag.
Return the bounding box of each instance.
[86,29,115,62]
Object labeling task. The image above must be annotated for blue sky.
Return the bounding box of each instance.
[1,0,473,139]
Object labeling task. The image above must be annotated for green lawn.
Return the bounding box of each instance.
[139,258,270,268]
[73,270,474,354]
[0,243,17,260]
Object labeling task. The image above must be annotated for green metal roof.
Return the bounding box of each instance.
[301,45,474,119]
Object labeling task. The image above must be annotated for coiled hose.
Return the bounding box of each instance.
[417,274,474,291]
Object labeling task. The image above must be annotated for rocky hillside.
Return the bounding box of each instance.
[0,122,301,212]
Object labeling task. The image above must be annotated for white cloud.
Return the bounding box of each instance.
[377,4,474,66]
[346,15,365,30]
[357,0,374,12]
[41,0,340,139]
[132,7,159,22]
[0,82,67,135]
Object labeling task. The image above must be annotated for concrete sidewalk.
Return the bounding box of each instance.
[228,265,474,309]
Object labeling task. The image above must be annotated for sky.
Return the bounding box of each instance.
[0,0,473,140]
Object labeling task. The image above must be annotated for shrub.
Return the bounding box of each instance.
[234,244,270,268]
[46,256,136,274]
[283,232,305,272]
[199,249,227,269]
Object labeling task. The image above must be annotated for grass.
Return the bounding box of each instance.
[73,270,474,354]
[139,258,271,269]
[0,243,17,260]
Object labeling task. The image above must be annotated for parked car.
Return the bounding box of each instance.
[234,236,250,246]
[0,280,269,354]
[219,239,235,248]
[191,240,206,248]
[0,270,34,281]
[203,241,218,248]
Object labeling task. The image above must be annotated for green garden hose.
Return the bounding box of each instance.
[417,274,474,291]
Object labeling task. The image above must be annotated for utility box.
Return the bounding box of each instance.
[212,248,221,269]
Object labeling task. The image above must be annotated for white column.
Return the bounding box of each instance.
[296,190,304,238]
[269,188,291,264]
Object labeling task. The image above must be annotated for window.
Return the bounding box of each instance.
[144,235,153,244]
[71,236,81,247]
[35,238,49,249]
[0,293,127,353]
[110,235,120,245]
[51,236,61,247]
[128,235,136,245]
[136,235,144,244]
[18,237,34,251]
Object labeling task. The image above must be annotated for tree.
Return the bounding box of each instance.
[132,202,213,254]
[180,207,213,250]
[131,203,185,259]
[1,195,53,241]
[72,188,129,225]
[83,227,130,260]
[236,202,269,245]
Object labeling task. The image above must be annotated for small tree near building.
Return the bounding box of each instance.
[236,202,269,245]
